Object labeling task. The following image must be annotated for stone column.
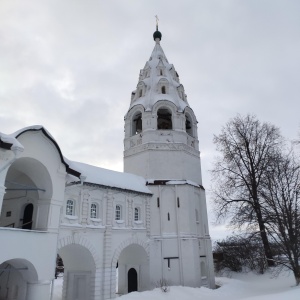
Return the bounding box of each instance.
[26,281,51,300]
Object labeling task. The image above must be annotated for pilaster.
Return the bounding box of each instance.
[102,191,114,300]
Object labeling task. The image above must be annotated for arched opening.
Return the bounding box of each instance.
[185,113,193,136]
[116,244,149,295]
[0,259,38,300]
[22,203,33,229]
[58,243,96,300]
[157,108,172,130]
[1,157,53,231]
[161,86,166,94]
[132,112,142,136]
[127,268,137,293]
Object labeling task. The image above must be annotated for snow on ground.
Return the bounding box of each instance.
[52,270,300,300]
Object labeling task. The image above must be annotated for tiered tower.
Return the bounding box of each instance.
[124,27,215,288]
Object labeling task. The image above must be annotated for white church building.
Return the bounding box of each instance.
[0,27,215,300]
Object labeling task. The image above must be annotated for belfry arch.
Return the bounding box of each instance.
[131,111,143,136]
[157,107,172,130]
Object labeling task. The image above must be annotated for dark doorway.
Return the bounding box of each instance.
[128,268,137,293]
[22,203,33,229]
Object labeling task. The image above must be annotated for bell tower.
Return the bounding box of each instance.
[124,26,215,288]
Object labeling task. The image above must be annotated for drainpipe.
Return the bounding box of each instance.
[0,145,24,174]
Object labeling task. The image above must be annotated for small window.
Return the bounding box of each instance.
[168,212,170,221]
[134,207,140,221]
[115,205,122,220]
[139,89,142,97]
[161,86,166,94]
[90,203,98,219]
[160,69,163,76]
[66,200,75,216]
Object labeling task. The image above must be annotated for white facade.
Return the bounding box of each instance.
[0,28,214,300]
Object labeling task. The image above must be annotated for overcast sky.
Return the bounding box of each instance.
[1,0,300,240]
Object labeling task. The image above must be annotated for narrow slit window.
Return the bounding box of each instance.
[161,86,166,94]
[139,89,142,97]
[168,212,170,221]
[157,197,160,207]
[195,209,199,223]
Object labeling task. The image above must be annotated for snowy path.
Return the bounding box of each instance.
[52,271,300,300]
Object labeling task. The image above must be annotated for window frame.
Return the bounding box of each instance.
[66,199,75,216]
[115,205,122,221]
[134,207,140,221]
[90,203,98,219]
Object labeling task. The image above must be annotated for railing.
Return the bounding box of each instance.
[3,220,33,229]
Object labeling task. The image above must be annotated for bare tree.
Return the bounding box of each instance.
[211,114,283,266]
[261,150,300,285]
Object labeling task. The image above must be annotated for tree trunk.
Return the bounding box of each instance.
[254,202,275,267]
[294,269,300,286]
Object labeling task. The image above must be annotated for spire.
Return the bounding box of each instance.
[127,24,190,114]
[153,15,162,42]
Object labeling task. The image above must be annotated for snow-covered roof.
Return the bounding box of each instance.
[67,160,152,195]
[0,132,24,151]
[127,38,189,114]
[0,126,80,177]
[1,126,152,194]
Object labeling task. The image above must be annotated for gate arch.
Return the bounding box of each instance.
[57,235,101,268]
[111,237,149,267]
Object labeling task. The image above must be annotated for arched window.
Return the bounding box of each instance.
[66,200,75,216]
[157,79,169,94]
[115,205,122,220]
[90,203,98,219]
[157,108,172,130]
[134,207,140,221]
